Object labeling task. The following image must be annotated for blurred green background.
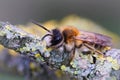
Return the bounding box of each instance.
[0,0,120,80]
[0,0,119,35]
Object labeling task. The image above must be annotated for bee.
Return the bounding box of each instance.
[32,21,112,64]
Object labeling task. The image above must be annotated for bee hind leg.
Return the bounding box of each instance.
[83,43,103,55]
[83,43,104,64]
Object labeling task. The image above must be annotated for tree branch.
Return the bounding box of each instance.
[0,22,120,80]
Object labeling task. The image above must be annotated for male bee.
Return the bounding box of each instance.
[32,21,112,63]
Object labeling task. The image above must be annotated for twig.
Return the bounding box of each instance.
[0,22,120,80]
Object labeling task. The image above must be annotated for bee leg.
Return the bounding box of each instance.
[83,43,98,64]
[81,44,91,55]
[92,56,96,64]
[64,44,76,65]
[69,48,75,62]
[67,48,76,66]
[41,34,53,41]
[83,43,103,55]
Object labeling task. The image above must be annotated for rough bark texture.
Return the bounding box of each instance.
[0,22,120,80]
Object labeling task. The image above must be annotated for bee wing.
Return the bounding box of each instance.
[75,30,112,47]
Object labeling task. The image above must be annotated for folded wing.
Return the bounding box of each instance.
[75,30,112,47]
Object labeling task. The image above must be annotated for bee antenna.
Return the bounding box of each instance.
[31,20,51,33]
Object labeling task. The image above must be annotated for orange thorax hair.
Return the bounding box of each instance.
[61,26,79,43]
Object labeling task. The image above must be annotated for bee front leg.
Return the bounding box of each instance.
[41,34,53,41]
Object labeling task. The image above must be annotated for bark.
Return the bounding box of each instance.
[0,22,120,80]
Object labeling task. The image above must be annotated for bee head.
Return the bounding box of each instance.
[31,21,63,48]
[50,29,63,46]
[41,29,63,47]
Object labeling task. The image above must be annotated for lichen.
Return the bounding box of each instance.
[0,22,120,80]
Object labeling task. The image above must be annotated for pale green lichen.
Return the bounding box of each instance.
[58,49,120,80]
[0,22,120,80]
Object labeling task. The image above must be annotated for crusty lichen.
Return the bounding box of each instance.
[0,22,120,80]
